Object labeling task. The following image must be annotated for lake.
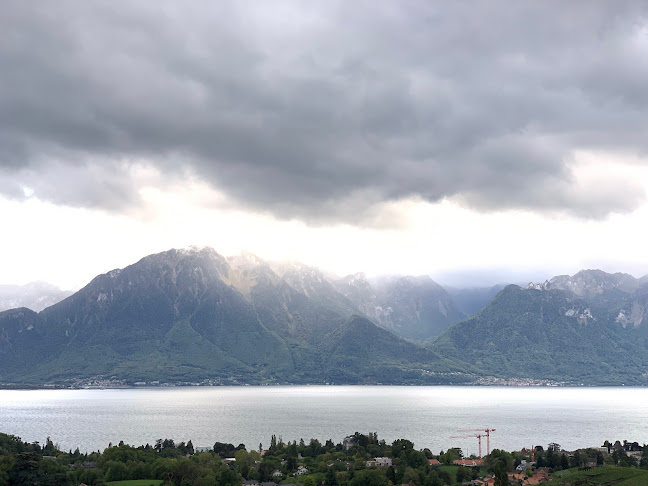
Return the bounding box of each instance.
[1,386,646,454]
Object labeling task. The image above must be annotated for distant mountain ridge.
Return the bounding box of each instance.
[0,282,72,312]
[444,284,507,317]
[528,269,644,298]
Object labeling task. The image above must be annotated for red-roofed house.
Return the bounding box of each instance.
[508,472,525,482]
[473,477,495,486]
[523,473,550,485]
[453,459,483,467]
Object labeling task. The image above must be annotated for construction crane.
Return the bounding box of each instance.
[449,433,484,458]
[458,428,496,456]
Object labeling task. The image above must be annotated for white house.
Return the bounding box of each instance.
[366,457,392,468]
[343,436,355,450]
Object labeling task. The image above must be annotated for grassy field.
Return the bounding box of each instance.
[106,480,163,486]
[438,465,458,475]
[545,466,648,486]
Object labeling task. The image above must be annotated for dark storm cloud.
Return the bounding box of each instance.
[1,0,647,221]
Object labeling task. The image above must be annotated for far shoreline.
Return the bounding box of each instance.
[2,382,646,390]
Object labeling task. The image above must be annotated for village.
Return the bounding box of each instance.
[213,434,648,486]
[2,430,647,486]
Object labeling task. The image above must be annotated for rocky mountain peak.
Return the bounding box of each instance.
[339,272,370,287]
[546,269,640,298]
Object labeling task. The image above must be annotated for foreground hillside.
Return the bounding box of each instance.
[546,467,648,486]
[2,430,647,486]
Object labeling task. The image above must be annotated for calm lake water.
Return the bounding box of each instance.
[1,386,646,454]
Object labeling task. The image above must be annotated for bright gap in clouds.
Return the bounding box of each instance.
[3,152,648,290]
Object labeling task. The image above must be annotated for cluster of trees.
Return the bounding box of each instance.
[253,432,472,486]
[532,444,648,470]
[2,431,648,486]
[0,435,70,486]
[0,433,237,486]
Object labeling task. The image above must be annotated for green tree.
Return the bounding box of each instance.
[440,448,460,465]
[546,448,555,468]
[104,460,129,482]
[307,439,322,458]
[43,437,56,455]
[235,449,255,479]
[37,458,71,486]
[8,453,41,486]
[217,465,240,486]
[385,466,395,484]
[487,450,513,472]
[402,449,426,469]
[493,461,507,486]
[303,476,316,486]
[349,469,390,486]
[326,467,339,486]
[214,442,236,458]
[391,439,414,459]
[437,469,452,486]
[619,453,638,468]
[612,448,622,465]
[258,460,276,481]
[456,466,468,484]
[77,467,103,486]
[560,453,569,469]
[401,467,419,485]
[170,459,199,486]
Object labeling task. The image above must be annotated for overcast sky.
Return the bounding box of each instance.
[2,1,648,289]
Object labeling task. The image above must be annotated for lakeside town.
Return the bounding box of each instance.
[1,375,579,390]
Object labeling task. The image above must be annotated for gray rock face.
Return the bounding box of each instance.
[334,274,465,342]
[545,269,641,299]
[614,286,648,330]
[526,269,648,332]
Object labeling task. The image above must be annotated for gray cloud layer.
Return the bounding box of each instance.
[1,1,647,221]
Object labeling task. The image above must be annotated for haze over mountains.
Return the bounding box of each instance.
[0,282,72,313]
[1,247,648,386]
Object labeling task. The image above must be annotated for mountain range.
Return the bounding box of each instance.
[1,247,648,386]
[0,248,465,385]
[433,271,648,384]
